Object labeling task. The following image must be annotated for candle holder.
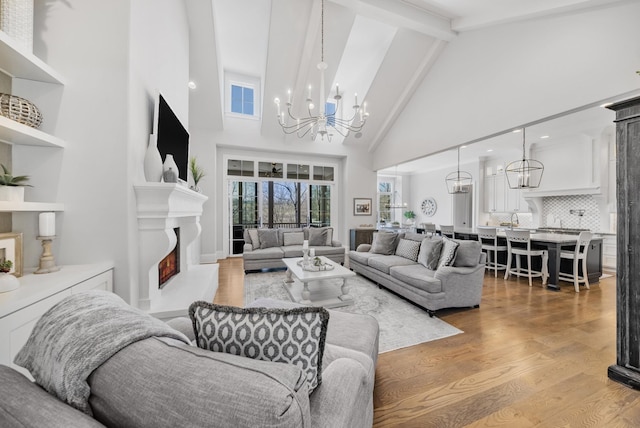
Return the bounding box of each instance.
[34,236,60,274]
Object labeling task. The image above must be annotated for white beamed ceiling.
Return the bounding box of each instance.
[189,0,631,149]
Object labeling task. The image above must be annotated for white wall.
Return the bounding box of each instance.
[373,2,640,170]
[12,0,190,304]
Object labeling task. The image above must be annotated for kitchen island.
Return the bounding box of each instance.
[452,228,603,291]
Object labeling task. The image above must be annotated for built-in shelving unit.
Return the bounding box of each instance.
[0,29,66,210]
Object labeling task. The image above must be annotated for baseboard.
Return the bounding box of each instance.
[200,253,218,264]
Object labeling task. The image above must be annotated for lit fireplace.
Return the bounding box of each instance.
[158,228,180,288]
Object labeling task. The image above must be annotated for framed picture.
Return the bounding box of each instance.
[353,198,372,216]
[0,232,23,277]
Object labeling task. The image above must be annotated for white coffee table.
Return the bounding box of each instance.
[282,256,355,308]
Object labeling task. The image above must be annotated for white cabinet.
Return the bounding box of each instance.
[602,235,616,272]
[0,31,66,212]
[484,174,505,212]
[0,263,113,378]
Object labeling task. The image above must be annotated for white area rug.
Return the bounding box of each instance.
[244,271,463,353]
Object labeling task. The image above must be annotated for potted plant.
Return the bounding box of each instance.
[403,210,416,225]
[0,164,31,202]
[0,259,19,293]
[189,157,206,192]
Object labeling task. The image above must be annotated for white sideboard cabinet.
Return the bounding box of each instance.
[0,263,114,377]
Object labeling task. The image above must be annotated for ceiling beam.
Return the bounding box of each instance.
[330,0,456,41]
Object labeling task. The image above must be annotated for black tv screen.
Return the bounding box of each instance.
[155,93,189,181]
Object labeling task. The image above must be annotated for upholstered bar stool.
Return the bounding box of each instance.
[477,226,507,277]
[558,231,593,292]
[504,229,549,287]
[440,225,455,238]
[421,223,437,237]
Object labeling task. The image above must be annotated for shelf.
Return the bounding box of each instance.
[0,30,65,84]
[0,116,65,148]
[0,201,64,212]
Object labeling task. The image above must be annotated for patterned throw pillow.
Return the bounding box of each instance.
[188,302,329,394]
[438,236,460,269]
[283,231,304,246]
[395,238,421,262]
[418,238,443,270]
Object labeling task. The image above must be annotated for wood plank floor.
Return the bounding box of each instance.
[214,258,639,427]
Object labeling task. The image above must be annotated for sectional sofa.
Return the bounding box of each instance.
[349,232,486,316]
[243,226,345,272]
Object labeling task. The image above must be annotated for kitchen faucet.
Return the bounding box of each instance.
[510,212,520,229]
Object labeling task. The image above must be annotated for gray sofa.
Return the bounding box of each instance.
[349,232,486,317]
[0,299,379,428]
[243,226,345,272]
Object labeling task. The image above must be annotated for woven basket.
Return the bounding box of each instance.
[0,93,42,128]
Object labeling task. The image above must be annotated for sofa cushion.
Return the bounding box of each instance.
[390,264,443,293]
[438,236,460,268]
[89,337,310,428]
[395,239,421,262]
[368,255,416,274]
[283,231,305,246]
[242,246,284,260]
[283,245,304,258]
[403,232,425,242]
[418,238,443,270]
[453,239,483,267]
[371,232,397,255]
[349,250,378,265]
[258,229,280,249]
[189,302,329,394]
[278,228,303,246]
[244,228,260,250]
[311,246,345,257]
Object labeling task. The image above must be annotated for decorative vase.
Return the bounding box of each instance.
[0,273,19,293]
[143,134,163,182]
[0,186,24,202]
[163,154,179,183]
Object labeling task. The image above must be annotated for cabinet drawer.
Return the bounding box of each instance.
[0,289,72,378]
[71,270,113,293]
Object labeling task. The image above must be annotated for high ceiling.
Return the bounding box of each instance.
[187,0,630,151]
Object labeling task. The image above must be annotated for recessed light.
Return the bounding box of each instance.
[600,102,613,108]
[512,129,522,133]
[540,135,550,139]
[188,81,197,89]
[487,149,494,152]
[461,145,467,149]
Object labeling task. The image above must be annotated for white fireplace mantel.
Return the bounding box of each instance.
[134,183,216,318]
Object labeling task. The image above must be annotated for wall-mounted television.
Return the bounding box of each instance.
[153,92,189,181]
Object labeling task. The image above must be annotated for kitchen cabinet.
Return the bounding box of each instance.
[602,234,616,271]
[484,174,505,212]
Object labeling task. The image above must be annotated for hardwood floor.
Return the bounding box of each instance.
[214,258,639,427]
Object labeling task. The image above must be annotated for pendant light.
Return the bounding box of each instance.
[505,128,544,189]
[445,147,472,194]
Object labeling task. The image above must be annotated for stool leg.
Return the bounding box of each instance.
[542,251,549,285]
[504,251,512,280]
[527,254,532,287]
[573,257,580,293]
[493,248,498,277]
[582,256,590,290]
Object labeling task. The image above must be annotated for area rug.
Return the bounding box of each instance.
[244,271,463,353]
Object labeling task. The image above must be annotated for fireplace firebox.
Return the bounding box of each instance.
[158,228,180,288]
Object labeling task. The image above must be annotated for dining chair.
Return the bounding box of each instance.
[504,229,549,287]
[477,226,507,277]
[558,231,593,292]
[421,223,437,237]
[440,225,455,238]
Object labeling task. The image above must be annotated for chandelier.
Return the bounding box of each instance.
[445,147,473,194]
[505,128,544,189]
[274,0,368,142]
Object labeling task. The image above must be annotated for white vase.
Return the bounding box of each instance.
[143,134,163,182]
[0,273,19,293]
[0,186,24,202]
[163,154,179,183]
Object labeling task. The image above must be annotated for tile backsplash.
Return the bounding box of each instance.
[542,195,600,230]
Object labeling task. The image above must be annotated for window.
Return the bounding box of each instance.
[231,85,254,115]
[228,159,254,177]
[287,164,310,180]
[313,166,334,181]
[325,102,336,127]
[378,180,392,224]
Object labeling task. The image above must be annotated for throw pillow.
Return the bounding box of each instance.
[418,238,443,270]
[438,236,460,269]
[283,231,304,246]
[395,239,421,262]
[189,302,329,394]
[371,232,398,255]
[453,239,482,267]
[308,227,329,246]
[248,229,260,249]
[258,229,279,249]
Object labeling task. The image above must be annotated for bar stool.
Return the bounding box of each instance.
[558,231,593,292]
[504,229,549,287]
[421,223,437,237]
[477,226,508,277]
[440,225,455,238]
